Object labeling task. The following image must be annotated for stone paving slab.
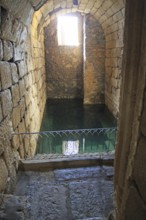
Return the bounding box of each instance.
[69,180,105,219]
[0,166,114,220]
[54,166,104,181]
[0,195,28,220]
[29,185,68,220]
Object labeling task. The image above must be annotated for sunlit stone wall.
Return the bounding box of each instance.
[0,6,46,192]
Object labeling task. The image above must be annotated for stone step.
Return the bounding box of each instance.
[19,155,114,172]
[77,217,105,220]
[13,167,113,220]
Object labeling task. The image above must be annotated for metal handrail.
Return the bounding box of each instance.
[12,127,117,157]
[12,127,116,136]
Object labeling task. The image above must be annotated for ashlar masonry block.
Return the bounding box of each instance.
[0,39,3,60]
[0,89,12,117]
[10,63,19,84]
[0,158,8,192]
[0,62,12,90]
[3,41,13,61]
[11,84,20,107]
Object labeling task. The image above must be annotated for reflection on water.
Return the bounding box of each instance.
[36,130,116,154]
[62,140,79,155]
[36,99,116,154]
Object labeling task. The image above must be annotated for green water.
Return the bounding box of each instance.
[36,99,116,154]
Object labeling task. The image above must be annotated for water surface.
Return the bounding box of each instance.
[36,99,116,154]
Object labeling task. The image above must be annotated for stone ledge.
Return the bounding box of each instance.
[19,154,114,171]
[77,218,105,220]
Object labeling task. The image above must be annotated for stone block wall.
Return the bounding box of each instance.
[44,13,83,99]
[41,1,125,117]
[0,0,126,194]
[114,1,146,219]
[0,7,46,193]
[44,12,106,104]
[84,14,105,104]
[102,7,125,117]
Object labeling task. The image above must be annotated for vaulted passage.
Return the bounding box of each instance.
[44,13,105,104]
[0,0,146,219]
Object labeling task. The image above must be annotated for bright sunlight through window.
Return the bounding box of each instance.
[57,15,79,46]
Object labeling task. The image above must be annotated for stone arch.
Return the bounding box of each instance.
[33,0,125,117]
[0,0,125,117]
[0,0,125,193]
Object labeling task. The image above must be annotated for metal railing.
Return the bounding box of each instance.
[12,127,116,158]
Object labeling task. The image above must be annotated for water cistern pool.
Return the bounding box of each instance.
[36,99,116,156]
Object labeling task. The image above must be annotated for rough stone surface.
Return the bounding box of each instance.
[17,61,27,79]
[0,89,12,117]
[0,101,3,123]
[84,15,105,104]
[0,133,4,156]
[10,63,19,84]
[13,43,24,62]
[0,6,46,150]
[0,7,15,41]
[45,13,83,99]
[12,105,21,129]
[1,120,18,193]
[105,19,124,118]
[0,117,18,193]
[19,78,25,98]
[3,41,13,61]
[0,195,27,220]
[0,158,8,192]
[0,61,12,90]
[11,84,20,107]
[12,134,20,150]
[0,166,114,220]
[19,97,26,118]
[0,40,3,60]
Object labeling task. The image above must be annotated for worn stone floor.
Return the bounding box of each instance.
[0,166,114,220]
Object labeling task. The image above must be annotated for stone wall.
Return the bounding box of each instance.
[103,7,125,117]
[84,14,105,104]
[114,0,146,219]
[0,0,126,195]
[0,118,17,194]
[39,0,125,117]
[0,7,46,193]
[45,13,106,104]
[44,13,83,99]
